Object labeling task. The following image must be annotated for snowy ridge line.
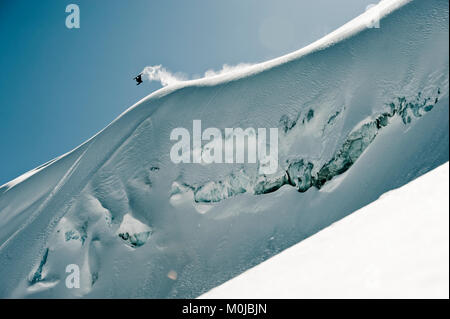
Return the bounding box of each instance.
[132,0,410,98]
[0,0,410,191]
[126,0,411,107]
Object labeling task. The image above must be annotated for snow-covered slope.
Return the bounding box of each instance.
[0,0,448,298]
[201,162,449,299]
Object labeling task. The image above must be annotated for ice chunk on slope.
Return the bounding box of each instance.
[117,214,152,248]
[201,162,449,299]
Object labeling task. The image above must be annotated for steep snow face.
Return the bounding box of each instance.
[0,0,448,298]
[200,162,450,299]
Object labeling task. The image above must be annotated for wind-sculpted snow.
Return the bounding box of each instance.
[0,0,448,298]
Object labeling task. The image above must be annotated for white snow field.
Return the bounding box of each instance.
[0,0,448,298]
[201,162,449,299]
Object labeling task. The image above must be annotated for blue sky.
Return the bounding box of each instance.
[0,0,373,184]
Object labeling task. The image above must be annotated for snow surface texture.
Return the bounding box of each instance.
[0,0,448,298]
[201,162,449,299]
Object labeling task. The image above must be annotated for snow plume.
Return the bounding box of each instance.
[203,63,254,78]
[141,65,186,87]
[141,63,254,87]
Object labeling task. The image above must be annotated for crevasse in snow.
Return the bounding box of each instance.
[187,88,443,203]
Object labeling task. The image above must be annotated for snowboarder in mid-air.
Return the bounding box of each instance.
[134,73,143,85]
